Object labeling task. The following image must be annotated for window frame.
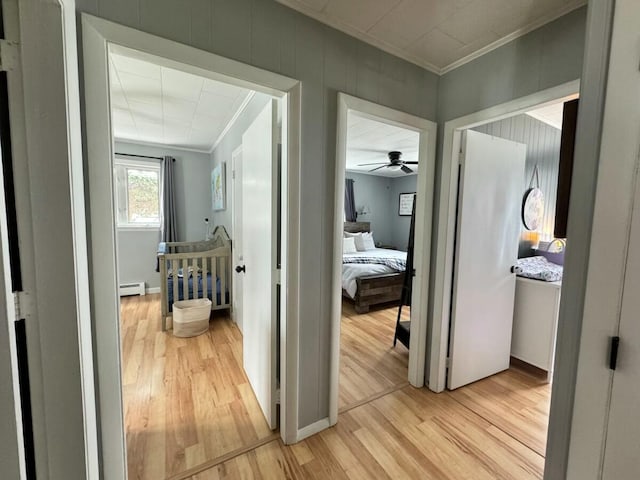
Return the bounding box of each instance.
[113,156,162,230]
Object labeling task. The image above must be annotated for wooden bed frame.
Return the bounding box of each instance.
[343,221,405,313]
[158,226,232,331]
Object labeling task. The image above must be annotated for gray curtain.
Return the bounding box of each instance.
[162,156,178,242]
[345,178,357,222]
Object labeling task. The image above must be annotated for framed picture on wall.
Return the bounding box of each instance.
[399,192,416,216]
[212,163,226,211]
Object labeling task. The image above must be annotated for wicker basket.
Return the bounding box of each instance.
[172,298,212,337]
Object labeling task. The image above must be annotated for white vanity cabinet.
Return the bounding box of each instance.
[511,277,562,380]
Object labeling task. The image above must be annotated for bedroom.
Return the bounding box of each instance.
[108,46,283,479]
[442,92,579,460]
[337,109,421,410]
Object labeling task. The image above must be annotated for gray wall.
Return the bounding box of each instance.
[345,172,417,251]
[346,172,392,245]
[76,0,439,429]
[389,174,418,250]
[473,114,562,255]
[210,92,271,236]
[437,7,586,124]
[114,141,211,289]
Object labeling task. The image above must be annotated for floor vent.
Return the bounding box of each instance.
[119,282,145,297]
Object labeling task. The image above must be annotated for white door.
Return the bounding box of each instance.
[240,99,278,429]
[448,130,526,390]
[601,149,640,477]
[231,147,244,333]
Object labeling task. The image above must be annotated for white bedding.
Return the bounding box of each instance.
[342,248,407,298]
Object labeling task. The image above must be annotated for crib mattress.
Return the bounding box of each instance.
[167,273,228,311]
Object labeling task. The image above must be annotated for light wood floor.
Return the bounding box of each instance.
[121,295,551,479]
[339,301,409,410]
[189,371,550,479]
[120,294,273,480]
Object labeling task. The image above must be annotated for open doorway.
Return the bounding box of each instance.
[339,112,420,410]
[330,94,437,423]
[433,86,580,466]
[107,46,282,479]
[82,15,302,480]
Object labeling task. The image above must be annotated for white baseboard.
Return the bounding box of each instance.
[145,287,160,294]
[296,417,331,442]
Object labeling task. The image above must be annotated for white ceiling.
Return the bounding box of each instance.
[526,93,580,129]
[109,51,251,152]
[347,113,419,178]
[276,0,586,73]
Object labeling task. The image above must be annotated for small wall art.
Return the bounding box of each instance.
[212,163,226,211]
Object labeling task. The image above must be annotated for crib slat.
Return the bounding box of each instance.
[191,258,199,299]
[211,256,217,306]
[202,256,208,303]
[172,259,179,309]
[182,258,188,300]
[219,254,227,307]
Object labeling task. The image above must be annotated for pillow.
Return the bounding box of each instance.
[355,232,376,251]
[343,237,357,254]
[344,231,360,238]
[362,232,376,250]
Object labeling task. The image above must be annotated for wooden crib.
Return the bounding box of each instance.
[158,226,232,331]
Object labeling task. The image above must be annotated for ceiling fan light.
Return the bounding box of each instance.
[388,164,401,170]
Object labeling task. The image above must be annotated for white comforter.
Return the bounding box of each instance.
[342,248,407,299]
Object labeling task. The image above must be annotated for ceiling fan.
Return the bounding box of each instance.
[358,151,417,174]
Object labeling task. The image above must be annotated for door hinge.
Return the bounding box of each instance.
[0,40,19,72]
[609,336,620,370]
[445,357,451,368]
[13,291,33,321]
[275,388,281,404]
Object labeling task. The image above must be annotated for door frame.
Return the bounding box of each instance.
[230,144,243,328]
[82,14,301,478]
[429,79,581,394]
[330,93,437,424]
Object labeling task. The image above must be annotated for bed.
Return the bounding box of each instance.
[158,226,232,331]
[342,221,406,313]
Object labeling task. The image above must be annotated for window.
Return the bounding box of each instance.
[114,159,161,228]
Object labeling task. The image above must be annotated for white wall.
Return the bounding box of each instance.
[114,141,211,289]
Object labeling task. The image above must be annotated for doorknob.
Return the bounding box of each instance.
[235,265,246,274]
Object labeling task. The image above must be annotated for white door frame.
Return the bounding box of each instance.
[330,93,437,424]
[82,14,301,479]
[429,79,580,393]
[230,145,243,328]
[565,0,640,477]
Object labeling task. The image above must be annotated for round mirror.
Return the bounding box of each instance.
[522,187,544,231]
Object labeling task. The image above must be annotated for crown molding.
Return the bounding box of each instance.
[275,0,586,76]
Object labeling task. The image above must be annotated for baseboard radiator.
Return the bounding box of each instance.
[119,281,146,297]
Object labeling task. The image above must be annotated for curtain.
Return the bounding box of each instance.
[162,156,178,242]
[344,178,357,222]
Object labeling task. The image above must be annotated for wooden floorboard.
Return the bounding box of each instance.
[189,382,546,479]
[122,295,550,480]
[339,301,410,410]
[120,295,273,480]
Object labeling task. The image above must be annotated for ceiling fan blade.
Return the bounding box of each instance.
[357,162,388,166]
[403,161,419,164]
[350,147,390,154]
[369,164,389,172]
[401,165,414,174]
